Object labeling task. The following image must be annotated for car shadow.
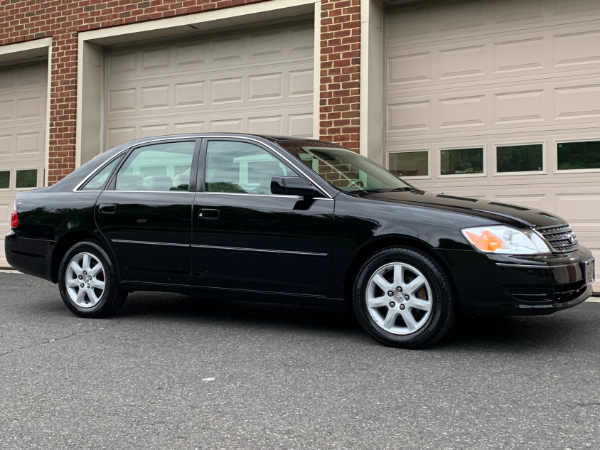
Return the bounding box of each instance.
[115,292,597,352]
[28,291,598,352]
[117,292,365,336]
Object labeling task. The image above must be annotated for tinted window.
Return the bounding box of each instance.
[205,141,298,194]
[389,151,429,177]
[115,141,195,191]
[16,169,37,189]
[557,141,600,170]
[440,148,484,175]
[496,144,543,173]
[82,155,123,190]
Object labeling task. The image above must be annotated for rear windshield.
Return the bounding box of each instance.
[279,142,411,193]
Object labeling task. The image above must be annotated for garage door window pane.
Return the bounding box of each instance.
[205,141,298,194]
[116,141,195,191]
[16,169,37,189]
[441,148,484,175]
[497,144,543,173]
[0,171,9,189]
[389,152,428,177]
[557,141,600,171]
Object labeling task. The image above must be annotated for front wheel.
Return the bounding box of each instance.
[58,241,127,318]
[353,246,455,349]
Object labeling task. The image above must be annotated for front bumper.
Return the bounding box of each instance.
[435,246,594,316]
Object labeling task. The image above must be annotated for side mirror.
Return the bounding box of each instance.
[271,176,321,198]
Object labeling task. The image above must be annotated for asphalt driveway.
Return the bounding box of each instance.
[1,272,599,449]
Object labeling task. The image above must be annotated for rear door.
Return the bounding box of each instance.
[95,139,199,286]
[191,138,335,296]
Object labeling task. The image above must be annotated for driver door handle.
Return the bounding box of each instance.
[199,208,219,220]
[98,203,116,214]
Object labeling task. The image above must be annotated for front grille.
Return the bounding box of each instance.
[537,224,579,253]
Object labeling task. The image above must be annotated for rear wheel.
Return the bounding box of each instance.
[353,246,455,349]
[58,241,127,318]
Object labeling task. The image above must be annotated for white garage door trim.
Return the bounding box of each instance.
[76,0,321,167]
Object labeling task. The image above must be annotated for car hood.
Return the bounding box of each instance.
[356,190,567,229]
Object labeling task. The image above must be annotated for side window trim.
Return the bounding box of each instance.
[105,138,200,192]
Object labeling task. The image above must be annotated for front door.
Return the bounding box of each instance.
[95,140,198,286]
[192,139,335,297]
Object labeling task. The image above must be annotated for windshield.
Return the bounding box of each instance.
[279,143,411,192]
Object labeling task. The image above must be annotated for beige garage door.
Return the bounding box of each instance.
[0,62,47,267]
[385,0,600,290]
[104,19,315,149]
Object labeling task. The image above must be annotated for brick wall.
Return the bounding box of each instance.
[319,0,360,152]
[1,0,360,184]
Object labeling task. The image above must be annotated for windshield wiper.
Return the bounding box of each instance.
[350,188,385,194]
[389,187,414,192]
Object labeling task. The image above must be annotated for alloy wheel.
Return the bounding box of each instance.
[366,262,433,335]
[65,252,106,308]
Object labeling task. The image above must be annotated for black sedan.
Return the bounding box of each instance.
[5,134,596,348]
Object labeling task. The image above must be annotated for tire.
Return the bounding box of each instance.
[352,246,455,349]
[58,241,127,318]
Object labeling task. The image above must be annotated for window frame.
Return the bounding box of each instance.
[493,141,546,176]
[438,144,487,178]
[198,137,327,198]
[14,168,39,191]
[553,137,600,174]
[105,138,200,193]
[387,148,431,180]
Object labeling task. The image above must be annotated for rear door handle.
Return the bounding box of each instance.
[98,203,116,214]
[199,208,219,220]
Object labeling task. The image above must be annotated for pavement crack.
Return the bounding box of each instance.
[0,321,121,358]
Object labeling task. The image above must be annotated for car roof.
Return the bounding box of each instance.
[119,133,335,146]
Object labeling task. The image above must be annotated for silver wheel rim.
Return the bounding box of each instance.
[366,262,433,336]
[65,252,106,309]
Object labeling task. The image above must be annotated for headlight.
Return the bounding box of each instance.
[461,226,551,255]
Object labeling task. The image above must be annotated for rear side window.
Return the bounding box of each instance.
[115,141,195,191]
[81,155,123,190]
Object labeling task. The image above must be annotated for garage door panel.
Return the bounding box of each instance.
[105,20,314,147]
[0,62,47,267]
[387,75,600,140]
[106,104,314,146]
[387,23,600,93]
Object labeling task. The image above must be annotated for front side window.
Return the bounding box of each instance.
[557,141,600,171]
[115,141,195,191]
[82,155,123,190]
[280,142,411,192]
[205,141,298,194]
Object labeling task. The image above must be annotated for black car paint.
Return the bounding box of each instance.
[5,133,593,315]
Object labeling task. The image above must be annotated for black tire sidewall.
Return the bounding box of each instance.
[353,247,454,348]
[58,241,122,318]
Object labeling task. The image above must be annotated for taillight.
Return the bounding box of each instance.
[11,208,18,228]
